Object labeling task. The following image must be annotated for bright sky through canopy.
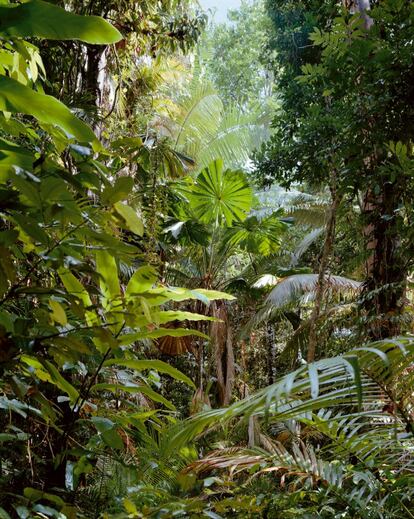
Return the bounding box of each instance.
[199,0,242,24]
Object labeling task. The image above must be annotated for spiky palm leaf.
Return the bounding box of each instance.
[225,211,289,257]
[244,273,361,332]
[164,337,414,517]
[254,186,329,225]
[173,81,223,157]
[291,227,324,266]
[197,106,269,169]
[166,337,414,447]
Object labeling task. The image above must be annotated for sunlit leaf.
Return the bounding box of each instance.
[0,0,122,44]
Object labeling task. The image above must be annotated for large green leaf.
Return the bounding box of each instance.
[0,137,34,178]
[92,383,175,410]
[0,0,122,44]
[125,266,158,298]
[0,76,97,146]
[186,160,253,226]
[103,359,195,388]
[58,268,99,327]
[226,212,289,256]
[114,202,144,236]
[95,250,121,304]
[118,328,209,345]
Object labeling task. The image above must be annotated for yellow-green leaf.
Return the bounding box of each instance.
[114,202,144,236]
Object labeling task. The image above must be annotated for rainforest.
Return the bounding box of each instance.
[0,0,414,517]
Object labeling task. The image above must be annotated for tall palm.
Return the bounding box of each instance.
[163,160,288,404]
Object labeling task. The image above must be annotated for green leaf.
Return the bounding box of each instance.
[95,250,121,304]
[23,488,64,507]
[226,213,288,256]
[13,213,49,244]
[102,176,134,205]
[0,137,34,179]
[103,359,195,388]
[346,355,363,410]
[58,268,99,327]
[137,310,216,326]
[0,433,22,442]
[114,202,144,236]
[186,159,252,226]
[125,266,158,297]
[91,417,123,450]
[0,0,122,44]
[0,76,98,147]
[118,328,209,345]
[92,383,175,410]
[43,360,79,403]
[49,299,67,326]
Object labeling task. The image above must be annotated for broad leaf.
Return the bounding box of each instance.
[0,0,122,44]
[125,266,158,297]
[187,160,253,226]
[95,250,121,305]
[0,76,97,146]
[114,202,144,236]
[103,359,195,388]
[92,383,175,410]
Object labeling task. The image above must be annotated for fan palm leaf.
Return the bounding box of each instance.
[182,159,253,226]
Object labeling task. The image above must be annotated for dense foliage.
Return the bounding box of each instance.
[1,1,414,518]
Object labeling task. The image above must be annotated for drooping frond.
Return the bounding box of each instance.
[291,227,324,266]
[265,274,362,309]
[157,78,268,170]
[254,186,329,223]
[173,81,223,156]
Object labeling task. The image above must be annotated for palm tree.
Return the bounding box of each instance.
[163,159,289,405]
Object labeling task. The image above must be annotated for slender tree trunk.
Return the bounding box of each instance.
[307,172,340,362]
[266,323,276,384]
[84,45,104,105]
[211,302,235,406]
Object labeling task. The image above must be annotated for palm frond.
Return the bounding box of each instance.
[173,81,223,155]
[198,107,268,169]
[291,227,324,266]
[265,274,362,309]
[167,337,414,450]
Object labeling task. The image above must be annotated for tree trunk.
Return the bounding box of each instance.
[362,183,406,339]
[84,45,104,105]
[307,172,340,362]
[211,303,235,406]
[266,323,276,384]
